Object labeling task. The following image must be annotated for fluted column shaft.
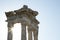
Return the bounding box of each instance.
[21,23,26,40]
[7,22,14,40]
[28,31,32,40]
[28,26,32,40]
[33,26,38,40]
[33,30,38,40]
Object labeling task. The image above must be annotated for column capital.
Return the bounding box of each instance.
[21,22,26,40]
[7,22,14,27]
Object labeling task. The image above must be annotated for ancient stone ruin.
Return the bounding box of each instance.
[5,5,39,40]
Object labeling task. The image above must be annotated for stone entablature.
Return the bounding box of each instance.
[5,5,39,40]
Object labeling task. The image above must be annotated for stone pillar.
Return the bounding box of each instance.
[28,27,32,40]
[33,31,38,40]
[21,23,26,40]
[28,31,32,40]
[7,22,14,40]
[33,26,38,40]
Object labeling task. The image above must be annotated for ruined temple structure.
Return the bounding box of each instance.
[5,5,39,40]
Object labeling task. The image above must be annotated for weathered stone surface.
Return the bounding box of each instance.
[7,22,14,40]
[5,5,39,40]
[21,23,26,40]
[28,30,32,40]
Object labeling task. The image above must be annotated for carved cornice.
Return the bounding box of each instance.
[5,5,39,24]
[14,5,38,17]
[5,11,16,17]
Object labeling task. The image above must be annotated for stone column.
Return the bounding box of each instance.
[33,31,38,40]
[28,31,32,40]
[28,27,32,40]
[33,26,38,40]
[7,22,14,40]
[21,23,26,40]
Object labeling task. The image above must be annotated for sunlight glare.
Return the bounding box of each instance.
[12,23,21,40]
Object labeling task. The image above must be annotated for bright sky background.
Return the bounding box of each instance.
[0,0,60,40]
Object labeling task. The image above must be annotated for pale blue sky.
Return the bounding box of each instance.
[0,0,60,40]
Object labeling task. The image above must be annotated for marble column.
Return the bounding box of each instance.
[33,26,38,40]
[28,28,32,40]
[33,31,38,40]
[21,23,26,40]
[7,22,14,40]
